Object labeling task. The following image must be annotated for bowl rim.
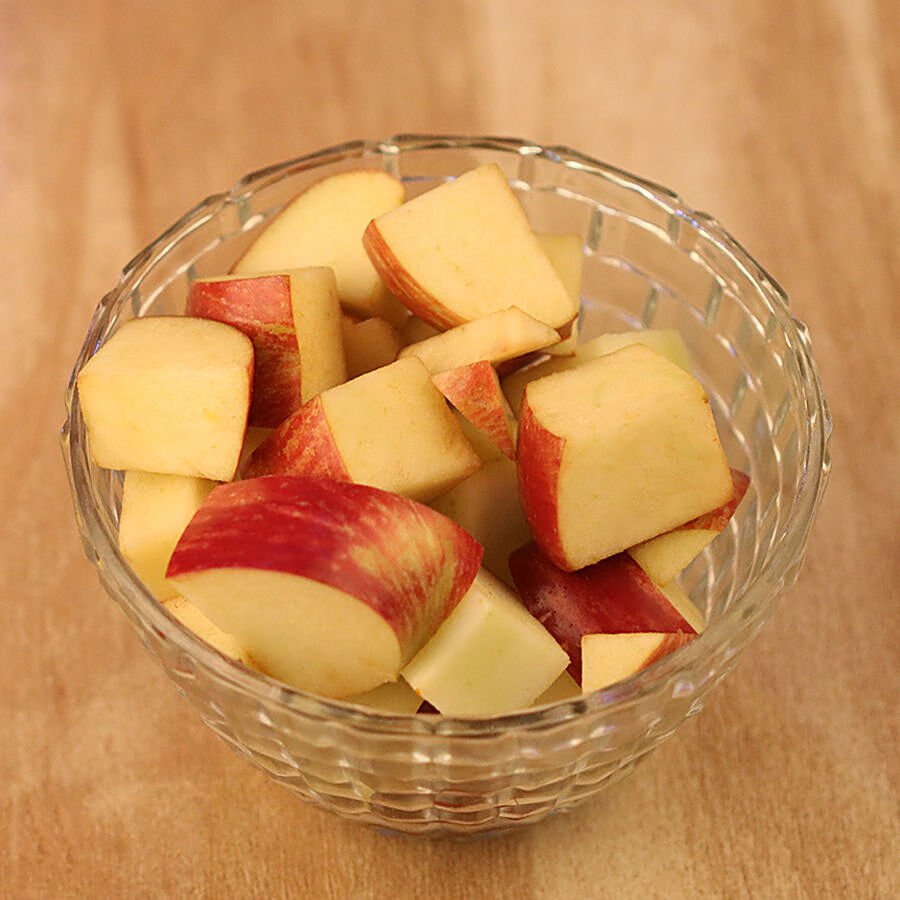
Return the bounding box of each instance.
[61,133,832,737]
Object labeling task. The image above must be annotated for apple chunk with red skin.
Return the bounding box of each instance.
[508,542,696,680]
[628,468,750,585]
[517,343,733,571]
[581,632,695,693]
[166,475,483,698]
[76,316,253,481]
[243,357,481,502]
[432,361,516,460]
[363,163,578,332]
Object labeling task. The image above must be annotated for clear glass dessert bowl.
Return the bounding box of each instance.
[62,135,831,836]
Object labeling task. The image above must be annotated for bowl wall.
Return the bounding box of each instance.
[62,135,831,835]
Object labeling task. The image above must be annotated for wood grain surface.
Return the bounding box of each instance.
[2,1,897,897]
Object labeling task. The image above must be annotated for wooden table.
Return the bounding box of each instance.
[3,1,897,896]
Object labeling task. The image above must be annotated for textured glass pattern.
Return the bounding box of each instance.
[61,136,831,835]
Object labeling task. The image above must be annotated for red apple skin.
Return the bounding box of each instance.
[167,475,484,651]
[683,468,751,532]
[508,542,696,679]
[643,632,694,666]
[432,361,515,459]
[187,275,302,428]
[240,397,350,481]
[516,395,567,567]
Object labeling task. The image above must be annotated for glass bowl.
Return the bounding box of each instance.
[61,135,831,836]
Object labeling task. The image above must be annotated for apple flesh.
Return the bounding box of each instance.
[341,315,403,378]
[77,316,253,480]
[363,163,578,332]
[535,232,583,355]
[508,541,696,679]
[628,469,751,585]
[163,595,258,668]
[243,357,481,502]
[166,475,483,698]
[398,306,560,374]
[401,569,569,716]
[432,361,516,460]
[581,632,694,693]
[346,679,423,714]
[517,343,733,570]
[232,169,408,326]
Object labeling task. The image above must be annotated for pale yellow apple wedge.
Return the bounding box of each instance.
[581,632,694,693]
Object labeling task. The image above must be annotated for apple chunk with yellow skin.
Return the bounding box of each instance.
[363,163,578,332]
[628,469,750,585]
[581,632,695,693]
[118,470,217,601]
[401,569,569,716]
[398,306,560,374]
[243,357,481,502]
[166,475,482,698]
[341,315,402,378]
[432,361,516,460]
[517,343,733,571]
[232,169,408,326]
[77,316,252,481]
[508,542,696,680]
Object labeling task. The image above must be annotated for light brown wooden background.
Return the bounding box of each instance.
[2,1,897,897]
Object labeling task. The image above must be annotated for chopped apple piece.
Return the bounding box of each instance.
[166,475,482,698]
[503,328,693,416]
[346,679,423,714]
[402,569,569,716]
[399,314,440,346]
[508,542,696,679]
[118,470,217,601]
[363,163,578,332]
[341,315,403,378]
[532,670,580,705]
[628,469,750,584]
[432,361,516,459]
[536,232,583,355]
[163,595,258,668]
[243,357,481,502]
[398,306,559,374]
[581,632,694,693]
[232,169,408,325]
[77,316,253,480]
[517,343,733,570]
[658,581,706,634]
[429,455,531,587]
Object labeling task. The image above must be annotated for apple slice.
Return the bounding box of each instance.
[508,542,696,679]
[232,169,408,326]
[503,328,693,416]
[118,470,217,601]
[346,679,423,714]
[532,669,580,705]
[163,595,258,668]
[432,361,516,459]
[429,454,531,587]
[401,569,569,716]
[517,343,733,570]
[341,315,403,378]
[243,357,482,502]
[166,475,482,698]
[628,469,751,585]
[363,163,578,332]
[581,632,694,693]
[398,306,560,374]
[77,316,253,480]
[536,232,583,355]
[658,581,706,634]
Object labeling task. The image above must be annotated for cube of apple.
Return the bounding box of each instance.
[363,163,578,332]
[166,475,482,698]
[341,315,403,378]
[532,670,580,705]
[118,470,217,601]
[503,328,693,416]
[517,343,733,570]
[536,232,583,355]
[346,679,423,714]
[163,595,258,668]
[628,469,750,585]
[429,455,531,586]
[232,169,408,326]
[401,569,569,716]
[581,632,694,693]
[398,306,560,374]
[432,361,516,460]
[243,357,481,502]
[508,542,696,679]
[77,316,253,480]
